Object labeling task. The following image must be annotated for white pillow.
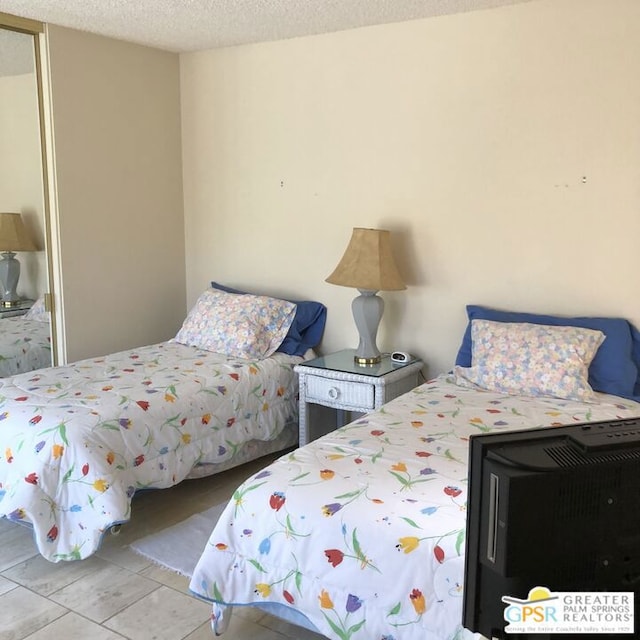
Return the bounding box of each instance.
[453,319,605,402]
[173,289,296,359]
[23,296,49,322]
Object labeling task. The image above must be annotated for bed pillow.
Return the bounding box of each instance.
[454,319,605,401]
[23,296,49,322]
[455,305,639,400]
[174,289,296,359]
[211,281,327,357]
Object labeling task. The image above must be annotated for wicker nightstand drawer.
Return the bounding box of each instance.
[306,376,375,409]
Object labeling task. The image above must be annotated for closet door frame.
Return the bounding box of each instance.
[0,11,60,365]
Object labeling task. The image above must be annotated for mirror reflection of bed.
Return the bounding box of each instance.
[0,295,51,376]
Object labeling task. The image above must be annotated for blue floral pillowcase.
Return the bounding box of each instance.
[453,319,606,402]
[173,289,297,360]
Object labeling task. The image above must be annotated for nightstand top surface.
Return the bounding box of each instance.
[0,299,35,316]
[300,349,419,378]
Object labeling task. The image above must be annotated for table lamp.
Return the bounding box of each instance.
[326,227,406,365]
[0,212,37,307]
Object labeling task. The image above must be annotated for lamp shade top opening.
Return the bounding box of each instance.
[326,227,406,292]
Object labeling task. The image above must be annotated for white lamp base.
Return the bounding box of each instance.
[352,289,384,365]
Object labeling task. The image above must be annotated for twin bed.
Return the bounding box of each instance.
[187,305,640,640]
[0,286,326,561]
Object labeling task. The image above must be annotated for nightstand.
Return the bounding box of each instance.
[0,299,34,319]
[295,349,423,446]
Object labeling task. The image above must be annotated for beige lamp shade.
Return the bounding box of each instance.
[0,212,37,252]
[326,227,406,292]
[0,213,37,306]
[326,227,406,364]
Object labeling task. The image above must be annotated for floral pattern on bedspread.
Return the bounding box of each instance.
[190,373,640,640]
[0,342,301,561]
[0,317,51,377]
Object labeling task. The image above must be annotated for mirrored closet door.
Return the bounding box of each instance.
[0,13,57,373]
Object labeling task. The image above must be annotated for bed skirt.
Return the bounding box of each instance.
[185,421,298,479]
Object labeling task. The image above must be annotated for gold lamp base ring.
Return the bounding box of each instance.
[1,299,22,308]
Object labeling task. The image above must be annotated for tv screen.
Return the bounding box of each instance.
[462,417,640,639]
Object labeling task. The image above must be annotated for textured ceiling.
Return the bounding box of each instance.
[0,0,534,53]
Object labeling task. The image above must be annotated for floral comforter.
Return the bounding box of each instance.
[0,317,51,377]
[190,374,640,640]
[0,342,302,562]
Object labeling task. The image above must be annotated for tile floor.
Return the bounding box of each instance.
[0,452,327,640]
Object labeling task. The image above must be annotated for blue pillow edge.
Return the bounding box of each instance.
[631,325,640,400]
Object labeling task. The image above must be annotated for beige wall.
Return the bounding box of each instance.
[180,0,640,376]
[46,26,185,362]
[0,72,47,300]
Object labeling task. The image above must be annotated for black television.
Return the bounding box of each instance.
[463,417,640,639]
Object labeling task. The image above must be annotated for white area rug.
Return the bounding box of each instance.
[130,502,227,577]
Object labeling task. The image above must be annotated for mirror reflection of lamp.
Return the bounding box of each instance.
[326,227,406,365]
[0,212,37,307]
